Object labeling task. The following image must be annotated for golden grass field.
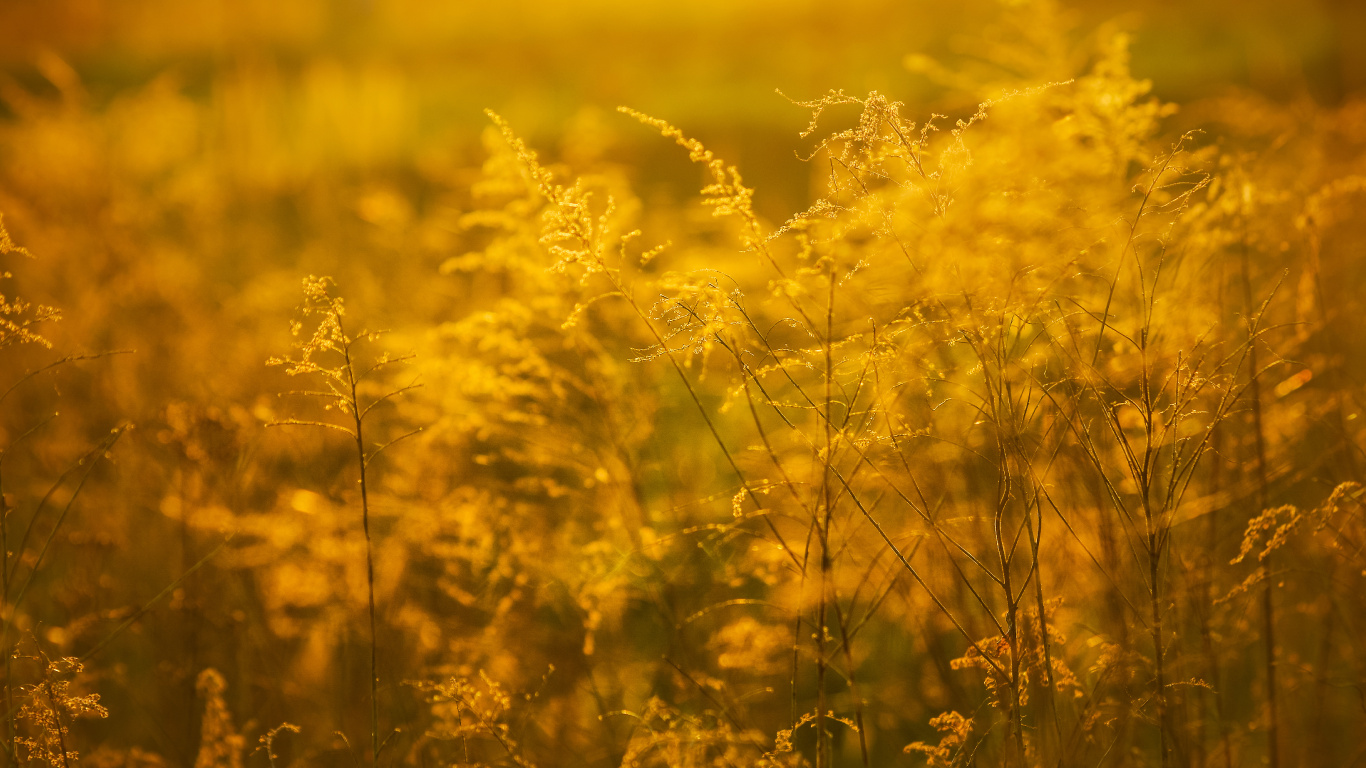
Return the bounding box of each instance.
[2,1,1366,766]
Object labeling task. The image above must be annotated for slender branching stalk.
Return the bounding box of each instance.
[268,276,421,767]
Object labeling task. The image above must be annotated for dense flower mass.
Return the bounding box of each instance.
[2,1,1365,767]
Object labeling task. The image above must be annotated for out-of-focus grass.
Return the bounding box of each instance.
[1,2,1364,767]
[4,0,1361,197]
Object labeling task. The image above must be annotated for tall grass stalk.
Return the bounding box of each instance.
[268,277,420,766]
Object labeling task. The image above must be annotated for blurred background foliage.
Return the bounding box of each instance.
[3,0,1364,216]
[1,1,1365,767]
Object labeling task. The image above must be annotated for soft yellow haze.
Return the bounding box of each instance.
[0,2,1364,768]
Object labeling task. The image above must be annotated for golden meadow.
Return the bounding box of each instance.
[2,1,1365,766]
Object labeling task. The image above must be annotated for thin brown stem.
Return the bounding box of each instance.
[1240,231,1279,768]
[342,327,382,768]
